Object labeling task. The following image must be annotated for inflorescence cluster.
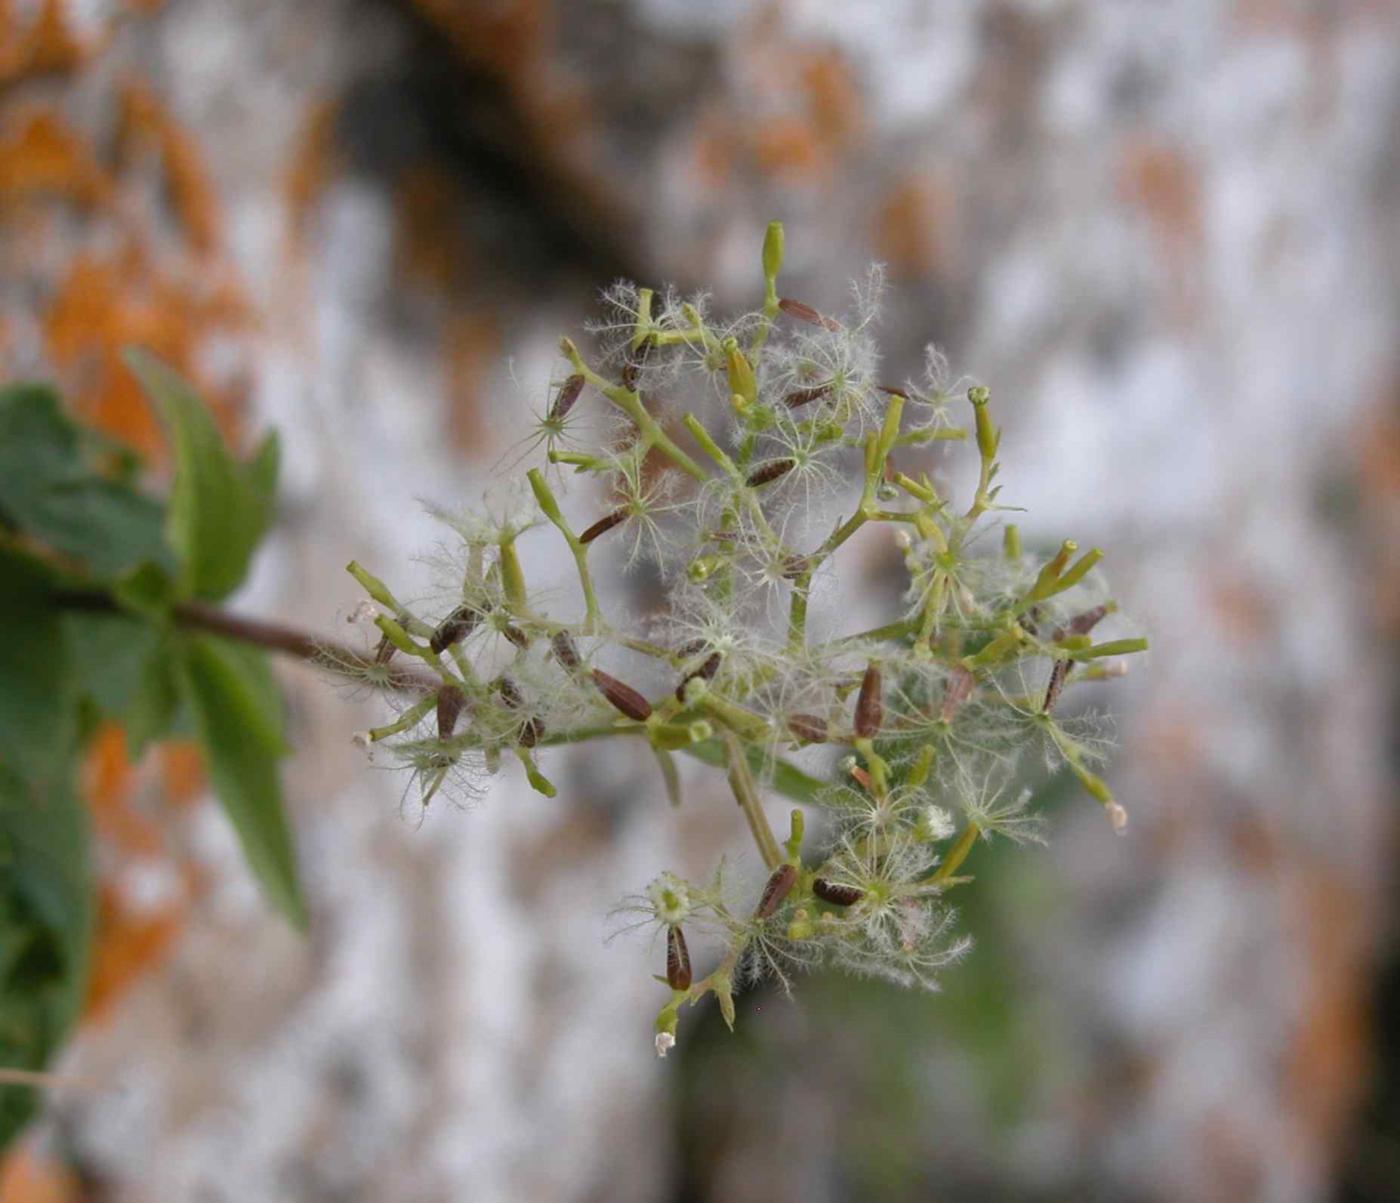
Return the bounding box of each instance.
[339,224,1147,1055]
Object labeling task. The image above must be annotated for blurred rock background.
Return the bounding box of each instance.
[1,0,1396,1199]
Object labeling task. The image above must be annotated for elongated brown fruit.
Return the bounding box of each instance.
[1056,604,1109,640]
[940,667,974,723]
[579,506,629,545]
[430,604,479,654]
[778,297,842,331]
[812,878,864,907]
[437,685,466,740]
[550,373,584,421]
[620,335,652,390]
[675,651,722,701]
[754,863,797,920]
[591,669,652,721]
[745,458,795,488]
[551,629,581,671]
[666,925,692,990]
[854,661,883,739]
[1043,658,1070,713]
[782,382,833,409]
[786,713,829,744]
[496,676,524,709]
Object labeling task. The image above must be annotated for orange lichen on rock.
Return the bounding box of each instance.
[394,165,473,292]
[42,252,248,459]
[0,0,89,84]
[84,726,160,856]
[159,742,207,808]
[0,108,110,207]
[0,1148,82,1203]
[873,173,951,279]
[284,97,340,250]
[1119,138,1202,254]
[798,47,863,151]
[1284,868,1370,1166]
[117,80,224,256]
[83,884,187,1022]
[79,727,198,1023]
[444,310,497,456]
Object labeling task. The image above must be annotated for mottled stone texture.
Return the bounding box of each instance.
[1,1,1396,1200]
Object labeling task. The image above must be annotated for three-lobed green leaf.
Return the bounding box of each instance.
[0,385,171,580]
[177,634,306,930]
[122,350,279,602]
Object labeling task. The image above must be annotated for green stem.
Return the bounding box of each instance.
[930,822,979,885]
[722,731,783,869]
[560,338,708,482]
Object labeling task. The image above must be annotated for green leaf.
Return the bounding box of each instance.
[0,384,170,579]
[122,350,280,601]
[63,612,180,759]
[0,548,76,789]
[680,739,827,806]
[176,633,305,928]
[0,761,93,1152]
[111,560,178,619]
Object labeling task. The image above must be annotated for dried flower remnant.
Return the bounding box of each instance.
[666,925,692,991]
[340,223,1148,1054]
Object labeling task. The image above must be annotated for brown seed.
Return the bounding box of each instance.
[430,604,480,654]
[754,863,798,920]
[778,297,842,331]
[437,685,466,740]
[550,373,585,421]
[496,676,524,709]
[782,382,834,409]
[550,630,581,671]
[812,878,864,907]
[745,458,796,488]
[372,634,397,665]
[854,662,883,739]
[940,667,974,723]
[519,715,544,748]
[675,651,722,701]
[781,554,812,581]
[591,668,653,722]
[666,925,692,991]
[579,506,630,544]
[502,624,530,650]
[786,713,829,744]
[620,336,653,391]
[1055,604,1109,640]
[676,639,709,660]
[1043,658,1070,713]
[849,764,873,792]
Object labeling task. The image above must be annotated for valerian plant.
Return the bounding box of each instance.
[0,226,1145,1145]
[336,223,1148,1056]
